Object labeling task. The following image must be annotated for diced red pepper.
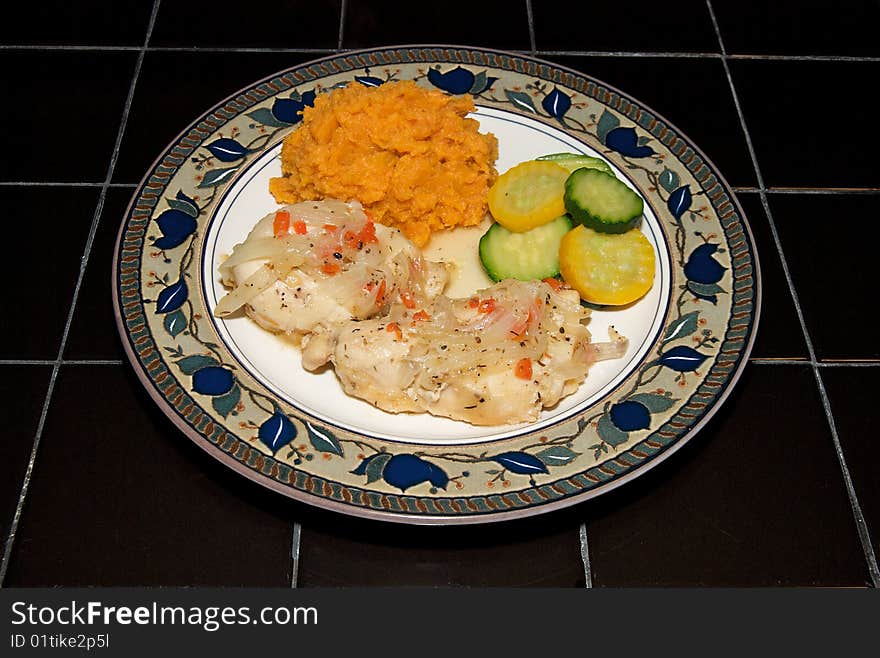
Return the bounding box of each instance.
[542,277,563,292]
[343,230,360,249]
[321,262,341,275]
[323,223,338,233]
[400,290,416,309]
[514,358,533,380]
[357,221,377,245]
[365,280,388,306]
[273,210,291,238]
[412,310,431,322]
[385,322,403,341]
[478,298,497,314]
[292,220,307,235]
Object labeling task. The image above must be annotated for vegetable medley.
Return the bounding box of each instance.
[480,153,656,306]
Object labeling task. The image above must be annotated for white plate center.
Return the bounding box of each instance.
[202,107,671,444]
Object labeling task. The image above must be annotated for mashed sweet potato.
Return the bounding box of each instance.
[269,80,498,247]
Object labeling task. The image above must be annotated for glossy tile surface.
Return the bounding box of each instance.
[2,0,876,588]
[298,511,584,587]
[64,187,134,361]
[5,366,295,586]
[822,367,880,560]
[583,364,869,586]
[729,59,880,189]
[734,193,808,360]
[1,51,137,183]
[151,0,342,48]
[112,51,316,185]
[543,55,758,188]
[0,187,98,359]
[1,1,154,46]
[533,0,718,53]
[0,366,51,548]
[769,193,880,361]
[342,0,530,50]
[712,0,880,57]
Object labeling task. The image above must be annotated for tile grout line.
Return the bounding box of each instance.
[6,41,880,61]
[337,0,347,52]
[525,0,536,55]
[0,181,138,188]
[4,42,880,62]
[0,0,163,588]
[579,523,593,588]
[0,360,124,366]
[290,522,302,588]
[733,187,880,195]
[706,0,880,588]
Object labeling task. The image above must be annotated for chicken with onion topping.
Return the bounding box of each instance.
[215,199,450,369]
[215,199,627,426]
[310,278,627,425]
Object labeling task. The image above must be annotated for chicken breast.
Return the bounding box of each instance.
[215,199,450,366]
[216,201,628,426]
[317,279,628,425]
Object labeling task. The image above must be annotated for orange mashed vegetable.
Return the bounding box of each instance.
[269,80,498,247]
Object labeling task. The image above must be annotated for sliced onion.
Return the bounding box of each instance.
[218,237,290,278]
[214,254,304,317]
[592,326,629,362]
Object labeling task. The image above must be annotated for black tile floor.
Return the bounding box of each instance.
[533,0,719,54]
[711,0,880,58]
[5,366,295,587]
[1,50,137,183]
[342,0,532,51]
[0,187,100,359]
[63,187,132,362]
[1,0,877,588]
[150,0,343,49]
[541,55,758,188]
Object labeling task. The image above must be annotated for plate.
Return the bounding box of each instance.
[113,46,760,524]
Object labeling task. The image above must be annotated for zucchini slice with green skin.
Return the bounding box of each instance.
[479,215,573,282]
[563,168,644,234]
[537,152,614,176]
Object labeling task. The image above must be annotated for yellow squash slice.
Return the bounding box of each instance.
[559,225,655,305]
[487,161,569,232]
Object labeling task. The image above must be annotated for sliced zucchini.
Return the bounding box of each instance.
[479,215,573,282]
[559,225,655,305]
[537,152,614,176]
[563,168,644,234]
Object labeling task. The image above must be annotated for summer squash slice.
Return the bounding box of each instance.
[487,160,569,232]
[559,225,655,306]
[479,215,573,282]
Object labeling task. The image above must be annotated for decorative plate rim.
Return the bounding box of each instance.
[112,44,762,525]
